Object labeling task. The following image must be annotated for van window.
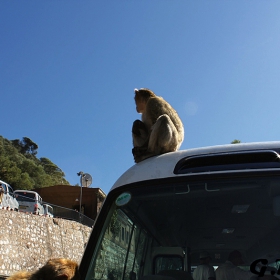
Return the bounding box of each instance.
[16,192,36,201]
[154,256,184,273]
[7,185,14,195]
[88,208,150,280]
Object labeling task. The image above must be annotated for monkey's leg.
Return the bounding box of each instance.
[132,147,151,163]
[132,147,156,163]
[132,120,149,147]
[148,114,179,155]
[132,120,150,163]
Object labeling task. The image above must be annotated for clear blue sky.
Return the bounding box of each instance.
[1,1,280,194]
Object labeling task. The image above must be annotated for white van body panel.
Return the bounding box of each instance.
[112,141,280,190]
[80,141,280,280]
[0,180,19,210]
[14,190,44,215]
[43,203,54,217]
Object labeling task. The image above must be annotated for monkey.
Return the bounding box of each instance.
[132,88,184,163]
[6,258,80,280]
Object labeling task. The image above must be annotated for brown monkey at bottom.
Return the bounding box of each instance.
[6,258,80,280]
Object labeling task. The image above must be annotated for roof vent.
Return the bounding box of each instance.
[174,150,280,174]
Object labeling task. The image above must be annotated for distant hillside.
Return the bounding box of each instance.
[0,136,69,190]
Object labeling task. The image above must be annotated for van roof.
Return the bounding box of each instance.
[0,180,8,185]
[111,141,280,191]
[43,203,53,207]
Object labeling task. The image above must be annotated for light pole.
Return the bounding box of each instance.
[77,171,85,220]
[77,172,92,222]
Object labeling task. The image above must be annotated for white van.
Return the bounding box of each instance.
[43,203,54,217]
[0,180,19,211]
[79,141,280,280]
[14,190,44,215]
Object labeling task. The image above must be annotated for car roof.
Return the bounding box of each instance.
[111,141,280,191]
[14,190,40,194]
[0,180,9,185]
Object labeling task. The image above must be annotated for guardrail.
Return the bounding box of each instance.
[14,193,94,227]
[49,203,94,227]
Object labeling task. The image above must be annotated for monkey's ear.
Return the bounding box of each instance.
[134,88,139,93]
[55,274,68,280]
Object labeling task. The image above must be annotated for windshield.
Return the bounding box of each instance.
[15,192,36,201]
[83,173,280,280]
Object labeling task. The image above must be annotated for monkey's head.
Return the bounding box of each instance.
[134,88,156,113]
[34,258,80,280]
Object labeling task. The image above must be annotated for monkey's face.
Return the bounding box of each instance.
[134,91,146,113]
[135,97,146,113]
[136,103,145,113]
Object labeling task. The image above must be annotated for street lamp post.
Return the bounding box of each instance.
[77,171,85,221]
[77,171,92,222]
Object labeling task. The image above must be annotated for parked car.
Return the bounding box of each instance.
[0,180,19,211]
[43,203,54,217]
[14,190,44,215]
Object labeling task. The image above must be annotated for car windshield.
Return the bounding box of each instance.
[84,173,280,280]
[8,186,14,194]
[15,192,36,202]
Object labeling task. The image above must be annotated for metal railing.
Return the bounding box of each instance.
[49,203,94,227]
[13,193,94,227]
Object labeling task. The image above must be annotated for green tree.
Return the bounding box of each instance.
[22,137,38,156]
[0,135,69,190]
[109,210,121,238]
[231,139,241,144]
[11,137,38,156]
[40,157,63,175]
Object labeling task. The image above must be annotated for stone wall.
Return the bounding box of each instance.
[0,210,92,277]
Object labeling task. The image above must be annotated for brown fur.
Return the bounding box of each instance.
[6,258,80,280]
[6,271,32,280]
[132,88,184,163]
